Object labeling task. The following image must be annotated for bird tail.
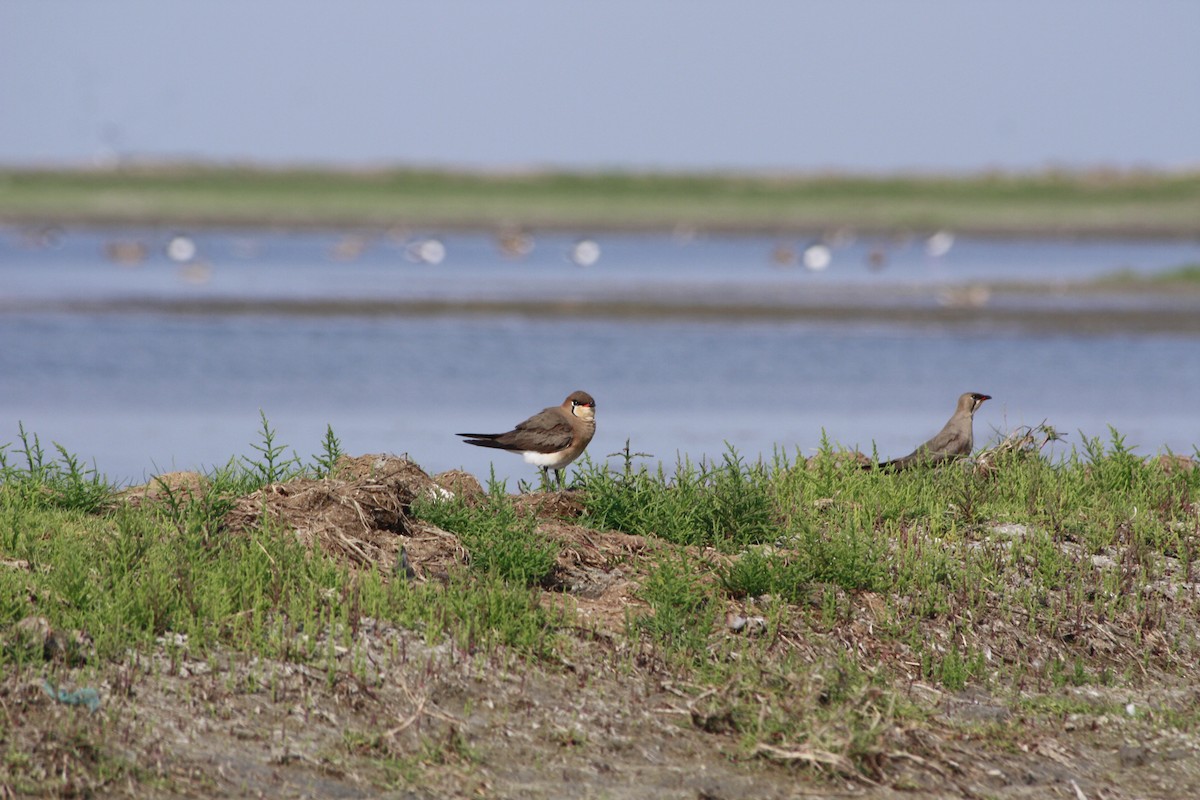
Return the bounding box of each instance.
[456,433,509,450]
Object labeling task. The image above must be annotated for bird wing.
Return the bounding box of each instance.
[492,408,574,453]
[884,420,971,469]
[457,406,576,453]
[921,424,972,458]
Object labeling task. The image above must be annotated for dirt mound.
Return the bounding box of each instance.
[430,468,486,503]
[1154,454,1196,474]
[535,512,654,630]
[113,470,209,509]
[217,461,653,630]
[512,489,588,518]
[224,455,469,570]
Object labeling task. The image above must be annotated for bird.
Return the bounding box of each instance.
[457,391,596,488]
[868,392,991,470]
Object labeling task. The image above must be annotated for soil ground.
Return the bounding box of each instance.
[8,623,1199,799]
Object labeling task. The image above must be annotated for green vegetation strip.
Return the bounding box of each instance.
[2,166,1200,236]
[1095,262,1200,288]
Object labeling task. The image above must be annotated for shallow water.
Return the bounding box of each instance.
[5,225,1200,303]
[2,226,1198,486]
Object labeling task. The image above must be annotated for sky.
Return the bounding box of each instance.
[1,1,1198,173]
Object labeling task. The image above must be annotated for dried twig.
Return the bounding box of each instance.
[752,743,868,782]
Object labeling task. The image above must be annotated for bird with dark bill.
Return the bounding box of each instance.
[457,391,596,488]
[868,392,991,470]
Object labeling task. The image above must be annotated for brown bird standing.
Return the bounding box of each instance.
[458,391,596,488]
[870,392,991,470]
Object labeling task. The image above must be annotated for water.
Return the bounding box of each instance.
[3,225,1199,486]
[5,225,1200,300]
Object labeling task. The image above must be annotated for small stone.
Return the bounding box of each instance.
[1118,744,1149,767]
[13,616,92,665]
[14,615,52,646]
[727,614,767,635]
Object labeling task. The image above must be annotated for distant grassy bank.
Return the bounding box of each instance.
[2,165,1199,237]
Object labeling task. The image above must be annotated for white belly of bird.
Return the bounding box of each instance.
[522,449,574,468]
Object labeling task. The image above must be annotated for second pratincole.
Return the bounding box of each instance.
[457,390,597,488]
[870,391,991,470]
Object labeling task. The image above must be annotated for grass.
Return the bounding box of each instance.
[1096,262,1200,288]
[578,445,777,549]
[0,419,561,666]
[2,165,1200,236]
[2,420,1199,791]
[411,490,560,588]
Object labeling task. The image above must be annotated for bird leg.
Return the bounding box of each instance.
[554,468,565,491]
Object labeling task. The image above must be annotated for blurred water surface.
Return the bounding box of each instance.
[2,226,1198,485]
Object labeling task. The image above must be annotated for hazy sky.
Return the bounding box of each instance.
[2,1,1197,172]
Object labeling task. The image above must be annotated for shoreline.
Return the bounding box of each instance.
[10,290,1200,336]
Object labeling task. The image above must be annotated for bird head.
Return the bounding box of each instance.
[566,391,596,421]
[964,392,991,414]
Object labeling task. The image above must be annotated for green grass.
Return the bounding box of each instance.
[1097,262,1200,287]
[578,446,777,549]
[3,422,1197,673]
[0,420,562,664]
[632,554,719,657]
[2,165,1199,235]
[411,491,560,588]
[2,420,1199,786]
[576,429,1199,693]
